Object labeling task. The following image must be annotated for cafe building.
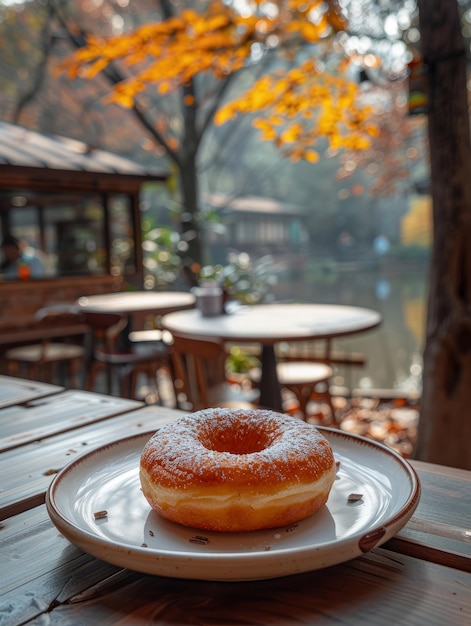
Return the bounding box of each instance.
[0,120,168,335]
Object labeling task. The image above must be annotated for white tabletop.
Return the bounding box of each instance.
[162,304,382,345]
[77,291,195,315]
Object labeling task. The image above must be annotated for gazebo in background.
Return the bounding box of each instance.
[204,193,310,269]
[0,121,168,335]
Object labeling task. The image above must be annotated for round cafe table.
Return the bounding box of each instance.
[77,290,196,342]
[162,303,382,412]
[76,291,195,318]
[75,291,196,394]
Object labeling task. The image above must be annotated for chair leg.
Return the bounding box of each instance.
[68,359,82,389]
[288,384,313,420]
[310,386,337,425]
[325,391,338,425]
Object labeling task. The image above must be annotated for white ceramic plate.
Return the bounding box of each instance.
[46,427,420,581]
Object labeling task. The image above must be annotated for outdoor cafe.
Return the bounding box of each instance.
[0,289,469,625]
[0,124,469,626]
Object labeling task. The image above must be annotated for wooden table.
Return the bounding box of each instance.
[162,304,382,411]
[0,375,469,625]
[0,374,62,408]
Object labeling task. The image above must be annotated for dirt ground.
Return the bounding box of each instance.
[302,393,419,459]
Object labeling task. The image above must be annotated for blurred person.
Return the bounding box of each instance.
[0,233,45,279]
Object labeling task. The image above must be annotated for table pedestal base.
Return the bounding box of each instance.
[259,345,283,413]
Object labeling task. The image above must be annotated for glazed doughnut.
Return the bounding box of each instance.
[140,408,336,532]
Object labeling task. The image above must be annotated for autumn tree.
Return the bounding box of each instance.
[59,0,376,268]
[73,0,471,469]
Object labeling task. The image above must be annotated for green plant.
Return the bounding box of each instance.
[199,252,277,305]
[225,346,260,374]
[141,220,182,289]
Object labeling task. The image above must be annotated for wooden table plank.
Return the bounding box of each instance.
[0,405,183,520]
[0,506,120,625]
[0,375,62,408]
[0,506,469,626]
[0,390,143,452]
[383,460,471,572]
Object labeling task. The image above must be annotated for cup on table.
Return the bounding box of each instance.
[192,285,223,316]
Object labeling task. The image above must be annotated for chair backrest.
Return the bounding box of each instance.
[169,331,226,411]
[81,311,128,352]
[33,304,88,341]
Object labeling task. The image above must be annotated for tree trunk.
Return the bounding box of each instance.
[177,81,204,269]
[416,0,471,469]
[179,150,204,269]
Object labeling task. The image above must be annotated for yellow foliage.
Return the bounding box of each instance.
[304,149,320,163]
[252,119,277,140]
[214,107,235,125]
[62,0,374,162]
[281,124,303,143]
[402,196,432,246]
[300,21,324,43]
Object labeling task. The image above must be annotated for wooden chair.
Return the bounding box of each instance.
[169,331,258,411]
[2,305,87,387]
[83,311,172,402]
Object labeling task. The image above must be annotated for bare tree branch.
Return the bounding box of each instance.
[14,3,55,123]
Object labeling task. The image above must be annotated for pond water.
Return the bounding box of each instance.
[272,258,428,393]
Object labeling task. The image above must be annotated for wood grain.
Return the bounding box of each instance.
[1,506,469,626]
[384,461,471,571]
[0,404,182,519]
[0,390,143,452]
[0,375,62,408]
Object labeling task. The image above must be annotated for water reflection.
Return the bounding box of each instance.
[274,260,428,392]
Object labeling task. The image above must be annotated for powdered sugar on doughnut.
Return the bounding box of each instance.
[140,408,334,489]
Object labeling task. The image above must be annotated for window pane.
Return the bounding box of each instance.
[45,196,106,276]
[1,192,107,279]
[2,200,48,279]
[109,194,136,276]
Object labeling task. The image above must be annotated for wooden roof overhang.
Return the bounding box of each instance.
[0,120,168,192]
[0,164,167,194]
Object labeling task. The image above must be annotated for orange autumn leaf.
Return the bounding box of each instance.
[300,22,323,43]
[281,124,303,143]
[214,106,236,125]
[167,136,180,151]
[304,149,319,163]
[252,119,277,140]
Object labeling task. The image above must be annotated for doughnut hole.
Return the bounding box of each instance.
[198,418,280,455]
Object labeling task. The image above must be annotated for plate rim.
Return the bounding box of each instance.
[46,426,421,576]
